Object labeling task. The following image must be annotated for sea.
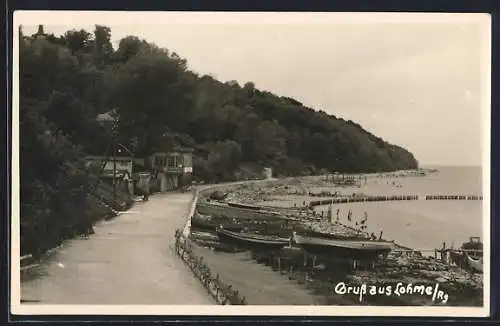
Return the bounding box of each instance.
[311,165,484,250]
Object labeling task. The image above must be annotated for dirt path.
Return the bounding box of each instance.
[21,193,214,305]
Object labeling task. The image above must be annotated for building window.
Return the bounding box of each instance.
[167,156,176,168]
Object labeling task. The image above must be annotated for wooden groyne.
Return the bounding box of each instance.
[309,195,419,207]
[309,194,482,207]
[425,195,482,201]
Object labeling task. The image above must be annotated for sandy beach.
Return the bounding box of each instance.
[189,166,483,306]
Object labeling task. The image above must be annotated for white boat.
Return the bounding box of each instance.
[293,233,393,259]
[467,255,483,273]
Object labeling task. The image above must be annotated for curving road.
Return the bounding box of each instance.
[21,193,214,305]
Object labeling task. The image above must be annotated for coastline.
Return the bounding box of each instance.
[183,168,483,306]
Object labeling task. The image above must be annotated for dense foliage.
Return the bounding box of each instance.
[19,25,417,255]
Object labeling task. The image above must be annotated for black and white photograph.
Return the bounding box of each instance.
[11,11,491,317]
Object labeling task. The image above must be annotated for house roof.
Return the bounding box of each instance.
[177,147,194,153]
[86,156,133,161]
[96,110,118,122]
[151,148,194,156]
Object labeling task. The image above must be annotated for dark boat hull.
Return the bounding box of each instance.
[298,229,370,241]
[227,202,262,210]
[449,250,468,268]
[217,229,290,252]
[294,234,392,260]
[197,202,282,221]
[191,213,244,232]
[296,243,391,260]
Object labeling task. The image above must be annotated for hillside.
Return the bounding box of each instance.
[19,25,418,255]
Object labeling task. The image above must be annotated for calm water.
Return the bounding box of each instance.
[314,165,484,250]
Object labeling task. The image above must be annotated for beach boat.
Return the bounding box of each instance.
[227,202,262,210]
[196,202,283,221]
[216,227,290,251]
[209,191,229,201]
[191,212,244,232]
[297,228,370,241]
[467,255,483,273]
[292,233,393,260]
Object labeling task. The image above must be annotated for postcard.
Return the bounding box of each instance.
[11,10,491,317]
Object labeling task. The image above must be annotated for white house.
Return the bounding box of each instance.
[85,156,133,179]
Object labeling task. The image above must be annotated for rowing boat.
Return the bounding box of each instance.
[216,228,290,251]
[467,255,483,273]
[293,232,393,259]
[197,201,283,221]
[191,212,244,232]
[227,202,262,210]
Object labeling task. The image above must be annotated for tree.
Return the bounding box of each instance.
[18,25,419,256]
[93,25,114,67]
[62,29,94,55]
[107,49,195,156]
[114,36,146,63]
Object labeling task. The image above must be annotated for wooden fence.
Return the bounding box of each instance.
[174,230,246,305]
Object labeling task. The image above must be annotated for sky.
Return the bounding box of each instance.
[17,12,490,166]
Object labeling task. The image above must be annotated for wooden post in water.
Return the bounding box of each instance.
[441,242,447,263]
[303,251,308,267]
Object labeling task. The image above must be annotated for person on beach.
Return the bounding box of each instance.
[361,212,368,227]
[360,217,366,228]
[289,232,295,247]
[142,183,150,201]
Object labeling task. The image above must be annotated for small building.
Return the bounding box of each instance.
[85,156,133,178]
[148,148,194,192]
[86,155,134,196]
